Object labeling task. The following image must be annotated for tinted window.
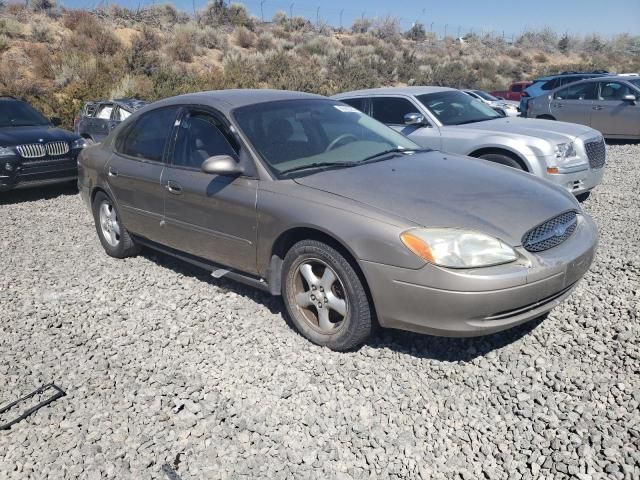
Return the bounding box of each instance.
[117,107,179,162]
[598,82,634,100]
[233,99,418,177]
[371,97,420,124]
[554,82,597,100]
[340,98,367,113]
[0,100,49,128]
[628,79,640,89]
[511,84,523,93]
[172,112,238,169]
[541,79,559,91]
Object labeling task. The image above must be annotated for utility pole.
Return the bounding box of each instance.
[339,9,344,29]
[260,0,265,22]
[430,22,434,32]
[444,24,447,39]
[316,6,319,25]
[192,0,197,20]
[457,26,461,38]
[289,2,294,18]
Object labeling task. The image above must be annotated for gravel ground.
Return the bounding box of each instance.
[1,143,639,480]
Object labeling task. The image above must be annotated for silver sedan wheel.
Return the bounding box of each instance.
[293,258,348,333]
[99,200,121,247]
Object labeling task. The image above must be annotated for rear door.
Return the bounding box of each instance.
[369,96,442,150]
[93,103,116,142]
[550,81,597,126]
[161,108,259,274]
[591,81,640,137]
[107,105,181,241]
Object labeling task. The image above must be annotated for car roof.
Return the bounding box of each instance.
[333,86,457,98]
[147,89,325,113]
[533,72,606,82]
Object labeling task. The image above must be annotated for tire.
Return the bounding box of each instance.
[92,191,140,258]
[576,191,591,202]
[537,115,556,121]
[477,152,525,170]
[282,240,374,351]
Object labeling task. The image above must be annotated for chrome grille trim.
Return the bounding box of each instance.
[46,141,70,156]
[16,143,46,158]
[584,138,606,169]
[522,211,578,253]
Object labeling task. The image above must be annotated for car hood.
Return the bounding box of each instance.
[449,117,594,142]
[0,126,80,146]
[293,151,578,246]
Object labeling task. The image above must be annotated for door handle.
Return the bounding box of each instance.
[554,103,563,108]
[108,167,118,177]
[592,106,603,110]
[166,181,182,194]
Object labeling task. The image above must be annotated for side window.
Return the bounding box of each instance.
[116,106,180,162]
[340,98,367,113]
[511,84,523,93]
[371,97,420,125]
[598,82,632,100]
[172,111,238,169]
[96,104,114,120]
[541,79,558,91]
[555,82,597,100]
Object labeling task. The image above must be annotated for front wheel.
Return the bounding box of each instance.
[282,240,374,351]
[92,191,140,258]
[478,152,525,170]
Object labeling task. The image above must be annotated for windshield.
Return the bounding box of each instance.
[473,90,500,101]
[233,99,421,177]
[416,91,502,126]
[0,101,50,128]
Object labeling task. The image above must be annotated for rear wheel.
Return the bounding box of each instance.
[477,152,525,170]
[92,191,140,258]
[282,240,374,351]
[537,115,556,120]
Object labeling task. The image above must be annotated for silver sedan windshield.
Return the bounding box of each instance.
[417,91,502,126]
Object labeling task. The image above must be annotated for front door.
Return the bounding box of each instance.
[590,81,640,137]
[161,108,259,274]
[369,96,442,150]
[106,105,181,241]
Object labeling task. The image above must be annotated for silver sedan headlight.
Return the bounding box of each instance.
[400,228,517,268]
[554,142,577,159]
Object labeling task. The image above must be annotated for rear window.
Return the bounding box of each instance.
[511,84,523,92]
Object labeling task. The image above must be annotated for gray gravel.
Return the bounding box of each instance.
[1,143,639,480]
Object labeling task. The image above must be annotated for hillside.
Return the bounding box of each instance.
[1,1,639,127]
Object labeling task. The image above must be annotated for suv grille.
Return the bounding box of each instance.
[584,138,606,169]
[16,141,69,159]
[522,211,578,252]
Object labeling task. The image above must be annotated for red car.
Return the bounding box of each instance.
[490,81,532,101]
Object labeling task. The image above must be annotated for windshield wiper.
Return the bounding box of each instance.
[360,148,424,163]
[454,117,500,125]
[280,161,358,175]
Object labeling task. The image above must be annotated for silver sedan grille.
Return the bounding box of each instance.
[584,138,606,169]
[522,211,578,252]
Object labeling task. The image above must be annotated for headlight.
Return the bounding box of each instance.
[72,138,89,149]
[554,142,577,159]
[400,228,518,268]
[0,146,15,158]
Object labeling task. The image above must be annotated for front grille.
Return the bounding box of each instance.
[16,143,46,158]
[522,211,578,252]
[46,141,70,156]
[584,138,606,169]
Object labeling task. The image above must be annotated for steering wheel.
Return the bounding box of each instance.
[325,133,358,152]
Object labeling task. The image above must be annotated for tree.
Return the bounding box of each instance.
[406,22,426,42]
[558,34,570,54]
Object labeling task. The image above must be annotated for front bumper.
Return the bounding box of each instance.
[360,213,598,337]
[543,164,604,196]
[0,155,78,192]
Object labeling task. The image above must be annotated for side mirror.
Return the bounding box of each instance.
[201,155,244,176]
[50,117,62,126]
[622,94,637,104]
[404,112,427,126]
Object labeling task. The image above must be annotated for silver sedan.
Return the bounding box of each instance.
[332,87,606,200]
[526,75,640,140]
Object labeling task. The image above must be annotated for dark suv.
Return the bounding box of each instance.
[0,97,87,192]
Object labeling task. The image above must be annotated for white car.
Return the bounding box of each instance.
[463,89,520,117]
[332,86,606,200]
